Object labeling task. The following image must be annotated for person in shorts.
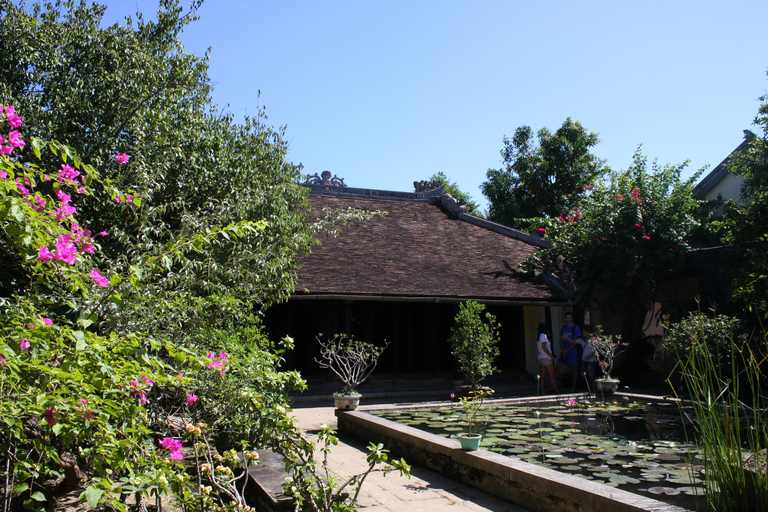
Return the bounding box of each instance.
[555,312,582,392]
[536,321,559,395]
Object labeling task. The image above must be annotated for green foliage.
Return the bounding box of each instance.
[481,118,606,229]
[416,171,481,215]
[453,388,493,436]
[523,149,704,342]
[667,314,768,511]
[0,0,315,331]
[279,425,410,512]
[315,334,389,396]
[655,311,749,380]
[447,301,500,388]
[715,69,768,314]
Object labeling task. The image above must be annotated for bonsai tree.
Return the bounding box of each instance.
[316,334,389,396]
[588,332,628,380]
[447,301,501,389]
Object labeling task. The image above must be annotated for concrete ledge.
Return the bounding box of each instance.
[336,409,690,512]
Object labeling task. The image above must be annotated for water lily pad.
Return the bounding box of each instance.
[647,486,681,496]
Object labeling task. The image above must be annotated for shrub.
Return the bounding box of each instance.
[447,301,501,389]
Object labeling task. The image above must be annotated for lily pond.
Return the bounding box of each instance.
[372,396,705,510]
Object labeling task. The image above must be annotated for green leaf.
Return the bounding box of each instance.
[84,486,104,508]
[31,137,45,159]
[30,491,46,502]
[12,482,29,494]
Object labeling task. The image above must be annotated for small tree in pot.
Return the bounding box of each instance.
[316,334,389,409]
[448,301,501,391]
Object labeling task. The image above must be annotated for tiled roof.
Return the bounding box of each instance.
[295,191,565,303]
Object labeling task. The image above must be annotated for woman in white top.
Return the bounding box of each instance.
[536,322,559,395]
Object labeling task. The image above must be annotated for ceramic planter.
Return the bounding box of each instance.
[334,395,361,410]
[595,378,619,394]
[458,433,482,451]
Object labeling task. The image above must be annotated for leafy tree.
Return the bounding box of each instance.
[522,150,704,344]
[481,118,606,229]
[415,171,481,215]
[447,301,500,388]
[0,0,315,342]
[715,70,768,314]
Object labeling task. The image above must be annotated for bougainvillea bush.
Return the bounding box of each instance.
[0,106,308,512]
[522,150,704,344]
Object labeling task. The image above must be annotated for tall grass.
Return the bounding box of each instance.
[669,315,768,511]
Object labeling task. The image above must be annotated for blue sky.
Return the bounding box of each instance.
[103,1,767,213]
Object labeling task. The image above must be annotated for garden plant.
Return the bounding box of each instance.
[662,312,768,511]
[315,334,389,396]
[447,301,501,390]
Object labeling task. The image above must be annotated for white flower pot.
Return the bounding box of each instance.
[334,395,361,410]
[595,378,620,394]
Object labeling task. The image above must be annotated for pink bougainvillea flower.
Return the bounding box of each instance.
[42,318,53,326]
[84,410,95,421]
[19,339,31,351]
[140,375,154,387]
[79,398,88,406]
[7,130,24,148]
[633,223,641,229]
[0,355,6,365]
[56,189,71,203]
[630,188,640,198]
[616,194,624,200]
[130,379,141,388]
[114,153,130,164]
[186,393,199,407]
[42,407,57,426]
[90,269,109,288]
[642,236,651,241]
[55,234,78,264]
[58,164,79,181]
[0,170,7,179]
[38,246,54,262]
[159,437,184,460]
[219,351,229,360]
[537,228,547,234]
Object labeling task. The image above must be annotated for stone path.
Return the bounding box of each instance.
[290,405,531,512]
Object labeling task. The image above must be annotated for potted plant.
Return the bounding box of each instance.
[447,301,501,393]
[452,388,493,450]
[315,334,389,410]
[588,331,628,394]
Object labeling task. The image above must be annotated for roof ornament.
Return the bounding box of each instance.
[413,180,443,193]
[304,170,347,187]
[437,193,467,217]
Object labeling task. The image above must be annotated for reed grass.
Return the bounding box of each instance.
[671,319,768,511]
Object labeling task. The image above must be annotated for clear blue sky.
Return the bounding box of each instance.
[103,1,767,213]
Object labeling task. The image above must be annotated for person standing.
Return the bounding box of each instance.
[578,325,597,393]
[555,312,582,392]
[536,322,559,395]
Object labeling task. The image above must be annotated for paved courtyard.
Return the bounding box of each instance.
[290,405,532,512]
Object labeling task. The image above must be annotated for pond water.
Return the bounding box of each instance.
[372,397,705,510]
